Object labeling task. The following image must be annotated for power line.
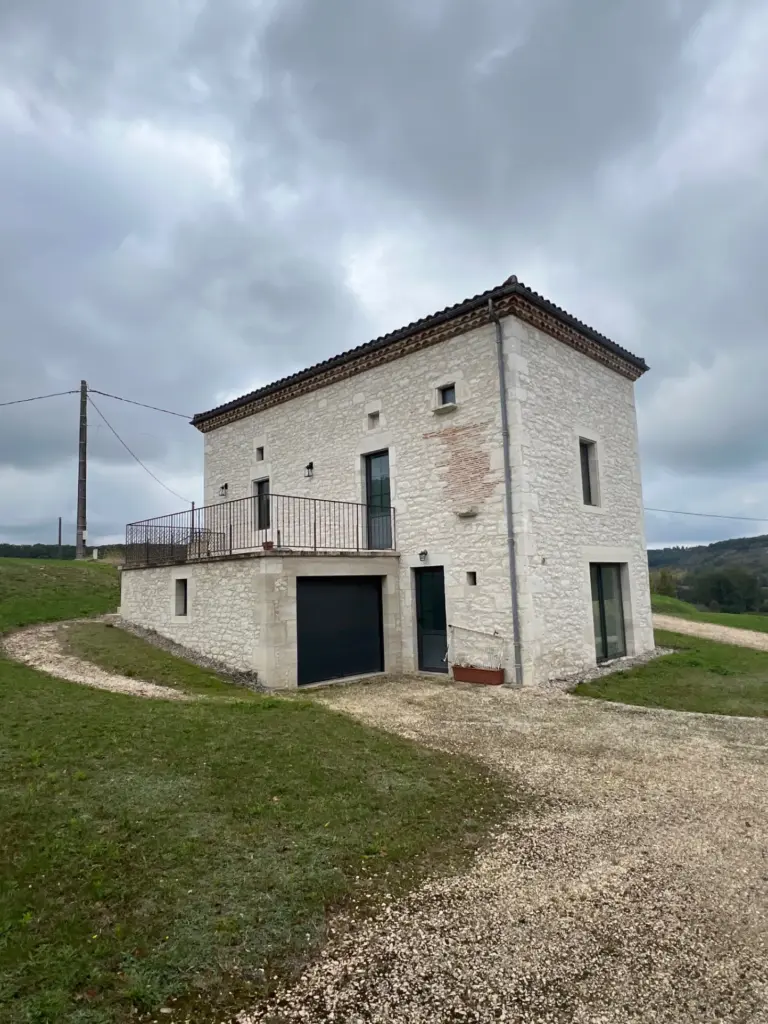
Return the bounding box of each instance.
[3,386,767,526]
[645,507,768,524]
[87,395,192,504]
[89,389,192,419]
[0,389,78,407]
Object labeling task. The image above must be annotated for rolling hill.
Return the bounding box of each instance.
[648,534,768,577]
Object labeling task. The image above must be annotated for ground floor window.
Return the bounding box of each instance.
[174,578,188,617]
[590,563,626,661]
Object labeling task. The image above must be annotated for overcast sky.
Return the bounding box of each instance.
[1,0,767,549]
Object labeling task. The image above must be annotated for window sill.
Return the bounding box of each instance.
[433,403,458,416]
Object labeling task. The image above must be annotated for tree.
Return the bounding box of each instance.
[688,568,762,614]
[650,568,679,597]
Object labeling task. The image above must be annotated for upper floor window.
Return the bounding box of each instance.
[438,383,456,406]
[253,478,270,530]
[580,439,599,506]
[255,446,265,462]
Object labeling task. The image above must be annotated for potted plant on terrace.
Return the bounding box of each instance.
[448,624,507,685]
[452,661,505,686]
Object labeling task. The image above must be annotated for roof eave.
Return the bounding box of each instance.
[191,280,648,430]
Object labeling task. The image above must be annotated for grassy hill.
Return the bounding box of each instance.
[651,593,768,634]
[0,557,119,632]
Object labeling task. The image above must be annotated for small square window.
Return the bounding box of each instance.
[580,439,599,506]
[174,578,188,616]
[368,411,380,429]
[255,446,265,462]
[439,384,456,406]
[466,571,477,586]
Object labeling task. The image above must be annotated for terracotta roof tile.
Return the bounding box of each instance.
[192,276,648,427]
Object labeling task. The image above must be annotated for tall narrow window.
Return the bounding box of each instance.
[590,564,626,661]
[365,451,392,549]
[253,478,270,531]
[580,439,598,506]
[174,578,188,617]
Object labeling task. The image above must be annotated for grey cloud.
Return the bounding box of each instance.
[259,0,708,229]
[1,0,767,548]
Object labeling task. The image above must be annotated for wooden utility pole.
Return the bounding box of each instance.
[57,517,62,560]
[76,380,87,559]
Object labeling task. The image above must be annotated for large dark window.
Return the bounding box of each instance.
[365,451,392,549]
[253,478,270,531]
[580,439,598,506]
[590,563,626,661]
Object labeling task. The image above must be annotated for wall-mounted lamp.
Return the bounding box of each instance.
[304,461,314,479]
[418,549,428,563]
[218,483,228,497]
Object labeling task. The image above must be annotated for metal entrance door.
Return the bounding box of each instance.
[415,567,448,673]
[296,576,384,685]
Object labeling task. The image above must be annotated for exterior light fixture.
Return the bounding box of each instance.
[418,549,428,562]
[218,483,228,497]
[305,461,314,478]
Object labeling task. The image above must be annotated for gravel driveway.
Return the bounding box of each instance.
[3,621,192,700]
[654,612,768,651]
[245,678,768,1024]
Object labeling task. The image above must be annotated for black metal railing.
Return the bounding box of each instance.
[124,493,396,568]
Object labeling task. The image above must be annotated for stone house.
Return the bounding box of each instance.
[120,275,654,688]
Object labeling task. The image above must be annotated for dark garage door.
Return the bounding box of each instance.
[296,576,384,686]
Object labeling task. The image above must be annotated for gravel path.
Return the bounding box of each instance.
[654,612,768,651]
[3,621,193,700]
[243,679,768,1023]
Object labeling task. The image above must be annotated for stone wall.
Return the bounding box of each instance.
[119,559,259,671]
[126,311,653,685]
[253,553,401,688]
[203,325,514,674]
[503,318,654,681]
[120,552,401,688]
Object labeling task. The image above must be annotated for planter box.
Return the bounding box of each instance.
[452,664,505,686]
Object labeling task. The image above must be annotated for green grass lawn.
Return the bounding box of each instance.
[0,560,514,1023]
[0,558,119,632]
[575,629,768,717]
[63,622,260,700]
[651,593,768,634]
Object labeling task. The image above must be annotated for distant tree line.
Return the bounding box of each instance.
[650,565,767,614]
[0,543,77,559]
[0,544,125,563]
[648,533,768,573]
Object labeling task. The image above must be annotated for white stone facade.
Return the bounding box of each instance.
[503,318,654,681]
[120,552,401,689]
[121,309,653,687]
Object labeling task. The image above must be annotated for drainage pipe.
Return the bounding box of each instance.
[489,298,524,687]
